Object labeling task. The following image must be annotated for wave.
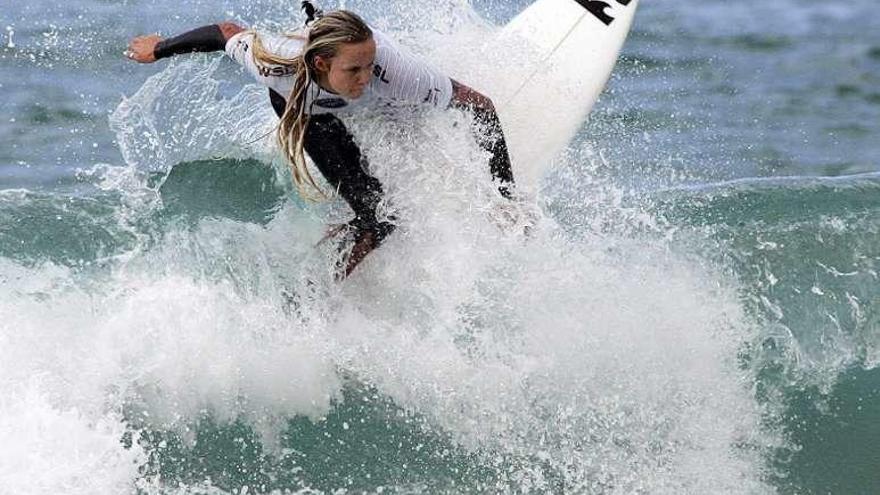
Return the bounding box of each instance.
[0,143,780,493]
[650,172,880,226]
[643,173,880,387]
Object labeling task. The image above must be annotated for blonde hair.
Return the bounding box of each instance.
[250,11,373,199]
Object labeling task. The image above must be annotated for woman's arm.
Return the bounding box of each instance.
[449,79,515,199]
[126,22,246,63]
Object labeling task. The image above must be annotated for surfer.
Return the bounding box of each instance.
[125,3,518,278]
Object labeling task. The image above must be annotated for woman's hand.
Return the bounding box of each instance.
[125,34,162,63]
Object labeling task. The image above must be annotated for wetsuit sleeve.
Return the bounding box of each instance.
[472,106,515,199]
[450,81,516,199]
[154,25,226,59]
[371,31,453,108]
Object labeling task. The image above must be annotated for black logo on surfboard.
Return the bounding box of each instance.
[574,0,632,26]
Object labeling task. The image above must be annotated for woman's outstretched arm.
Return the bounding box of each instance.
[125,22,245,63]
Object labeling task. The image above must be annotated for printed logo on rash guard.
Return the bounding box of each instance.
[372,64,391,84]
[257,64,295,77]
[574,0,632,26]
[314,98,348,109]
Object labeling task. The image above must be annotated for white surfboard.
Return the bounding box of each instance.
[484,0,639,192]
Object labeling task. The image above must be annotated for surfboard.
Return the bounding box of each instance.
[485,0,640,192]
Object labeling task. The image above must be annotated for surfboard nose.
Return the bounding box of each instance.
[478,0,640,191]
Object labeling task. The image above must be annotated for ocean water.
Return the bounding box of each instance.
[1,0,878,493]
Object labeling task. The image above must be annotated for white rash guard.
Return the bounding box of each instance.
[225,28,454,114]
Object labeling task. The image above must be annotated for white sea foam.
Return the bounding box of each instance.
[305,109,775,491]
[0,147,775,494]
[0,383,144,495]
[0,252,340,493]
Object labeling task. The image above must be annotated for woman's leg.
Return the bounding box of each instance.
[304,113,395,277]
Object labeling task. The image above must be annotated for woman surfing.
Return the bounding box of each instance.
[125,2,520,278]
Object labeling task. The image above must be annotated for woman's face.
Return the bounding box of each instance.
[314,38,376,99]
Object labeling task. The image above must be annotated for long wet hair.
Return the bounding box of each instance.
[250,10,373,199]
